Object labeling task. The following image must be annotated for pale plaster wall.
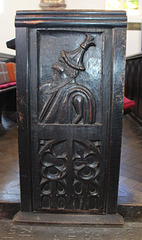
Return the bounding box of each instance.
[66,0,105,9]
[126,30,142,57]
[126,14,142,57]
[0,0,40,54]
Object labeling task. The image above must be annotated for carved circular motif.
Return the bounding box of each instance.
[73,152,100,181]
[41,152,67,180]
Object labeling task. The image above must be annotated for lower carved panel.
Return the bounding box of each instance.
[39,139,102,211]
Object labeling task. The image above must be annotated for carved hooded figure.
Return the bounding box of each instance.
[39,34,96,124]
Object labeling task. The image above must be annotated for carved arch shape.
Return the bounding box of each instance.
[59,85,96,124]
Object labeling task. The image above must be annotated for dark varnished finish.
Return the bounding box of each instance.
[6,38,16,50]
[15,10,126,218]
[125,54,142,125]
[16,28,32,212]
[1,114,142,221]
[15,10,127,28]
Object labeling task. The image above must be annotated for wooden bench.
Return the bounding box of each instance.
[124,96,135,115]
[125,54,142,125]
[0,55,16,135]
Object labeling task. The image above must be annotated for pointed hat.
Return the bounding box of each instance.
[61,34,96,71]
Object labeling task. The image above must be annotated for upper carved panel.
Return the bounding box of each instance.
[39,34,96,124]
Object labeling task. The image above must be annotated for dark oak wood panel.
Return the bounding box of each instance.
[16,28,32,211]
[15,10,127,220]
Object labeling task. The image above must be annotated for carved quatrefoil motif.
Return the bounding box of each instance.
[41,152,67,180]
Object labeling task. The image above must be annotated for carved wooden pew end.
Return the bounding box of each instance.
[14,10,127,225]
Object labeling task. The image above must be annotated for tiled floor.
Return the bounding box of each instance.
[118,115,142,204]
[0,115,20,202]
[0,114,141,205]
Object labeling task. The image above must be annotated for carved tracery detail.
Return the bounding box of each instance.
[39,139,101,210]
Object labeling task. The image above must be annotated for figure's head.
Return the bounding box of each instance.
[51,34,96,84]
[51,57,79,83]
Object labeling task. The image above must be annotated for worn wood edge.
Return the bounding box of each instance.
[15,10,127,28]
[1,201,142,221]
[15,21,127,28]
[16,9,127,15]
[13,212,124,227]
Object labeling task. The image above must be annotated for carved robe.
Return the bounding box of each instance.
[39,81,96,124]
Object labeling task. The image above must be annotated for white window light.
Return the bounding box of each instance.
[106,0,121,10]
[106,0,140,15]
